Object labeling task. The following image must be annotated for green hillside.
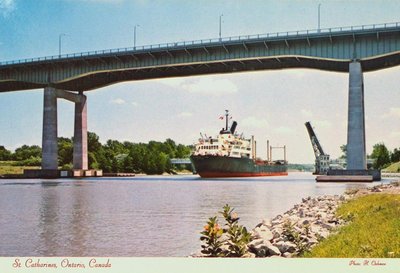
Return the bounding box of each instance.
[383,161,400,173]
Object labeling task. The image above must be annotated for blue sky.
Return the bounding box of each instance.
[1,0,400,163]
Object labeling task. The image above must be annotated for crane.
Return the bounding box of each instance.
[305,121,330,174]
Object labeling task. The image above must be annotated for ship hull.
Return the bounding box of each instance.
[190,155,288,178]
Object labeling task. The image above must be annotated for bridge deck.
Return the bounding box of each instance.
[1,22,400,92]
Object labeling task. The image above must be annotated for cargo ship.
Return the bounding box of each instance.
[190,110,288,178]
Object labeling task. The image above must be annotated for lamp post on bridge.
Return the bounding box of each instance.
[134,24,140,49]
[219,14,223,41]
[59,33,66,58]
[318,3,321,32]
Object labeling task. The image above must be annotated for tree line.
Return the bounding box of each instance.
[0,132,193,174]
[340,143,400,169]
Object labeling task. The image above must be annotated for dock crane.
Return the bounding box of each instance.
[305,121,330,174]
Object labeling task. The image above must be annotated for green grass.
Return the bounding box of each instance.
[0,163,40,175]
[383,161,400,173]
[304,194,400,258]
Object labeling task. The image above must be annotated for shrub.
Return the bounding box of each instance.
[200,204,253,257]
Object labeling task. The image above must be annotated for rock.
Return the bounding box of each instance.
[248,239,264,249]
[319,222,335,230]
[275,241,296,253]
[253,226,274,241]
[265,241,281,256]
[282,252,293,258]
[253,246,268,257]
[271,227,283,239]
[262,219,272,228]
[307,236,319,246]
[289,215,300,223]
[242,252,256,258]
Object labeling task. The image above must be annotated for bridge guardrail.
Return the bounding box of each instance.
[1,22,400,66]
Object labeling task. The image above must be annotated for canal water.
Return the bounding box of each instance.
[0,173,388,257]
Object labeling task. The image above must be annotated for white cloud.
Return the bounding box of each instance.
[183,78,238,96]
[301,109,313,118]
[0,0,15,17]
[161,77,238,97]
[241,116,269,128]
[313,120,332,129]
[131,101,139,107]
[274,126,295,134]
[110,98,126,104]
[160,77,186,88]
[381,107,400,118]
[390,131,400,138]
[177,112,193,118]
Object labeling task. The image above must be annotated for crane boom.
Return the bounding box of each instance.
[305,121,330,174]
[305,121,325,157]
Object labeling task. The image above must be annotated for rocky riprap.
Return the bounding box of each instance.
[246,194,347,258]
[192,180,400,258]
[246,181,400,258]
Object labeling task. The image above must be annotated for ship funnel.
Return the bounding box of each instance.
[230,121,237,134]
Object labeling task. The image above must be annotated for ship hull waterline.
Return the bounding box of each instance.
[190,155,288,178]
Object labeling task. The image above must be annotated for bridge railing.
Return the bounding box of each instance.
[1,22,400,66]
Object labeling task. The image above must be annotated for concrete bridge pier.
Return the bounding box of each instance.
[346,61,367,170]
[39,87,89,177]
[41,87,58,175]
[73,92,88,170]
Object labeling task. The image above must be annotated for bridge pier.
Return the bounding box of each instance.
[73,92,88,170]
[323,61,380,181]
[346,61,367,170]
[39,87,90,177]
[41,87,58,172]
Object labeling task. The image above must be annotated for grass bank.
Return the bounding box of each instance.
[0,161,39,176]
[304,193,400,258]
[383,161,400,173]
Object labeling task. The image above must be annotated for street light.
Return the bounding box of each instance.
[134,24,140,49]
[219,14,223,41]
[318,3,321,32]
[59,33,66,57]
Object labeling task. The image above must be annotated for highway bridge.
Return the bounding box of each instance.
[1,22,400,176]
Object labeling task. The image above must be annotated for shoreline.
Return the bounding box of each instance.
[192,179,400,258]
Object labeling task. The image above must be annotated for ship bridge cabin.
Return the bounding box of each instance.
[194,131,252,158]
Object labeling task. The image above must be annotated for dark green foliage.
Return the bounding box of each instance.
[1,132,193,174]
[12,145,41,161]
[200,216,224,257]
[371,142,391,169]
[220,204,253,257]
[86,133,192,174]
[0,145,12,160]
[391,148,400,163]
[58,137,73,167]
[200,204,253,257]
[282,220,311,256]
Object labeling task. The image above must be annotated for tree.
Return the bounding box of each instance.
[339,144,347,159]
[13,145,41,161]
[58,137,73,167]
[371,142,391,169]
[391,148,400,163]
[0,146,12,161]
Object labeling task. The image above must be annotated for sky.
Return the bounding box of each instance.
[0,0,400,163]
